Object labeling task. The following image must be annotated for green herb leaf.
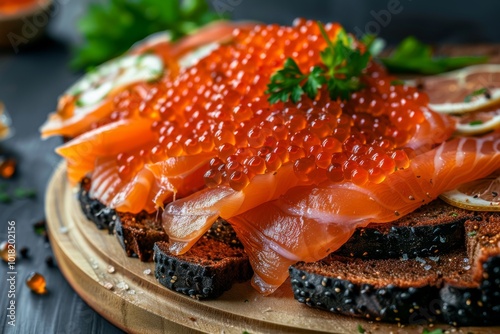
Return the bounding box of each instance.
[422,328,444,334]
[464,87,489,102]
[380,36,488,74]
[303,66,327,99]
[14,188,37,199]
[33,221,47,236]
[357,324,366,333]
[266,58,308,104]
[72,0,224,70]
[390,79,405,86]
[0,192,11,203]
[267,22,370,104]
[467,231,477,238]
[469,120,484,126]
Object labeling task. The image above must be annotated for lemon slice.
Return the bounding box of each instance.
[413,64,500,135]
[440,172,500,211]
[67,53,164,108]
[422,64,500,114]
[454,110,500,135]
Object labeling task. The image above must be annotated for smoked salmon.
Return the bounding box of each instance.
[40,21,254,139]
[47,19,500,295]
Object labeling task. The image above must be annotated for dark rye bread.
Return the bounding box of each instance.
[115,211,165,261]
[336,200,475,259]
[80,177,244,262]
[289,213,500,326]
[154,235,253,299]
[79,177,251,298]
[114,212,243,262]
[79,177,119,233]
[79,177,166,261]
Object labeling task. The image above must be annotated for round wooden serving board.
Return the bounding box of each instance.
[46,163,497,334]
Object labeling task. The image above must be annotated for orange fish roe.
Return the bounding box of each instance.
[108,19,430,190]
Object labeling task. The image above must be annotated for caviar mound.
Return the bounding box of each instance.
[289,213,500,326]
[154,239,253,299]
[64,19,452,218]
[336,200,474,259]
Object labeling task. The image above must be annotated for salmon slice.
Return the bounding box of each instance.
[406,107,455,154]
[229,135,500,294]
[56,118,156,185]
[112,153,214,213]
[162,163,307,253]
[42,21,254,140]
[41,97,115,139]
[88,152,214,214]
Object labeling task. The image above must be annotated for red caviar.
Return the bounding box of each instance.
[106,20,428,191]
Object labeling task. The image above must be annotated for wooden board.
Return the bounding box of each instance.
[46,163,498,334]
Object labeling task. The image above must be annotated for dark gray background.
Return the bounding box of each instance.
[0,1,497,333]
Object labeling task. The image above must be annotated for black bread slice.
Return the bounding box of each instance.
[79,177,119,233]
[80,177,244,262]
[336,200,475,259]
[440,214,500,326]
[154,236,253,299]
[115,212,166,261]
[289,213,500,326]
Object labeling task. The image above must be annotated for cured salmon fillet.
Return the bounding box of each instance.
[48,19,499,295]
[230,135,500,293]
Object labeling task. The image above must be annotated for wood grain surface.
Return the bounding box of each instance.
[45,163,500,334]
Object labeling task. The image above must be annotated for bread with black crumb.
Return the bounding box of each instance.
[289,213,500,326]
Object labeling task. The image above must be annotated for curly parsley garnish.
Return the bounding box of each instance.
[266,22,370,104]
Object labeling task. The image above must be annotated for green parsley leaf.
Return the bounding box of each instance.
[422,328,444,334]
[266,58,307,104]
[14,188,37,199]
[390,79,405,86]
[303,66,327,99]
[467,231,477,238]
[266,22,370,104]
[72,0,224,70]
[380,36,487,74]
[357,324,366,333]
[0,192,11,203]
[33,221,47,236]
[469,120,484,126]
[464,87,489,102]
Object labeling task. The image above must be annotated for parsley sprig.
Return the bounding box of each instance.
[266,22,370,104]
[72,0,223,70]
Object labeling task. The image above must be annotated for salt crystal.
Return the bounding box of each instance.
[107,265,115,274]
[424,264,432,271]
[429,256,440,262]
[117,281,129,290]
[415,257,426,264]
[401,254,408,261]
[103,282,113,290]
[463,265,471,270]
[59,226,69,234]
[463,258,469,263]
[143,269,152,275]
